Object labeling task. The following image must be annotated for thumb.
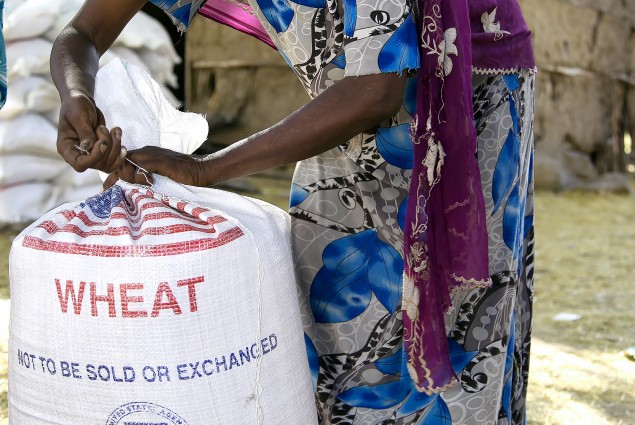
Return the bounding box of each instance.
[71,101,104,152]
[75,119,100,153]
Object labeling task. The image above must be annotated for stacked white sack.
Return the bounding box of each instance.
[0,0,181,223]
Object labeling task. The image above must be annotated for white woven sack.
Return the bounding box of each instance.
[0,113,58,156]
[109,47,150,73]
[7,38,53,78]
[5,0,29,15]
[94,58,206,157]
[59,183,104,204]
[0,154,67,185]
[0,76,59,120]
[9,175,318,424]
[4,0,61,41]
[43,0,86,42]
[53,166,102,188]
[0,182,58,223]
[114,12,180,65]
[44,104,61,125]
[137,47,179,88]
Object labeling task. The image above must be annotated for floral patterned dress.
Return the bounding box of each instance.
[151,0,535,424]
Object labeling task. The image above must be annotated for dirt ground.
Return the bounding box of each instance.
[0,178,633,424]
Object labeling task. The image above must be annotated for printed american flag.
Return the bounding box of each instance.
[22,186,243,257]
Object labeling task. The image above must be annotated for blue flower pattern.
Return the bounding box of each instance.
[311,230,403,322]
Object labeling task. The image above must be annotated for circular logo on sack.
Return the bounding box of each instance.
[106,402,189,425]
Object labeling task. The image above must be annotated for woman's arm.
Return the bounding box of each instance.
[50,0,147,173]
[200,72,407,186]
[115,71,408,187]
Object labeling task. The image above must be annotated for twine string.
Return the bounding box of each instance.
[74,145,153,186]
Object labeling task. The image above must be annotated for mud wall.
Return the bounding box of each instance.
[519,0,635,190]
[184,18,308,148]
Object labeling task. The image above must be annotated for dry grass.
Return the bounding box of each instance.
[527,189,635,424]
[0,184,633,424]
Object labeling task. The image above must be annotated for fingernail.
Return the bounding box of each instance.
[115,129,122,139]
[120,146,128,159]
[79,138,91,151]
[99,142,108,153]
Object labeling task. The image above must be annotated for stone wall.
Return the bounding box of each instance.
[519,0,635,190]
[185,2,635,189]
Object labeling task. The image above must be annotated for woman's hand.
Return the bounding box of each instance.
[57,92,126,173]
[50,0,146,171]
[103,146,206,189]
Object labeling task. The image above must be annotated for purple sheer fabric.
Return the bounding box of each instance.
[402,0,490,394]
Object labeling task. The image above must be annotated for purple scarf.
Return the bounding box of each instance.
[403,1,534,394]
[402,0,490,393]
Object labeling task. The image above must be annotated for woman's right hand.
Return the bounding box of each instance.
[102,146,208,190]
[56,92,126,173]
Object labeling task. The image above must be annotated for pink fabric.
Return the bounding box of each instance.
[200,0,276,49]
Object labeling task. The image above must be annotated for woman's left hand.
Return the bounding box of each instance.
[103,146,206,189]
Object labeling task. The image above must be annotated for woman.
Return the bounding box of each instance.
[51,0,535,423]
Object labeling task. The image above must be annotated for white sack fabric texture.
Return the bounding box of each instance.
[94,59,208,156]
[9,176,318,425]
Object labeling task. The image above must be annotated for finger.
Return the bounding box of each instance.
[92,125,112,168]
[118,161,137,184]
[87,128,113,172]
[57,118,86,168]
[57,133,86,171]
[102,127,125,173]
[103,171,120,191]
[125,147,157,171]
[57,125,103,172]
[95,125,110,147]
[74,119,100,153]
[66,123,109,171]
[119,150,154,186]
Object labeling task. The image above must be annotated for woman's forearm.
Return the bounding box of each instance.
[50,0,147,102]
[50,26,100,101]
[50,0,149,173]
[200,72,408,186]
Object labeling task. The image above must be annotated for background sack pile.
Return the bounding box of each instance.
[0,0,181,223]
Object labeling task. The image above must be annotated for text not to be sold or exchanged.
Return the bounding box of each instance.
[15,334,279,384]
